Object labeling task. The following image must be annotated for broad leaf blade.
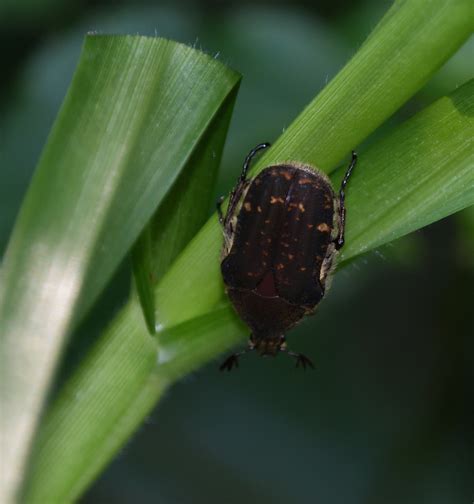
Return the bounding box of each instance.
[255,0,473,171]
[340,79,474,261]
[0,34,240,503]
[132,89,239,333]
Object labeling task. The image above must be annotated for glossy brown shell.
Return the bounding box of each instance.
[221,163,339,339]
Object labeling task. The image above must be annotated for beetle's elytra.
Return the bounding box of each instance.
[217,143,357,371]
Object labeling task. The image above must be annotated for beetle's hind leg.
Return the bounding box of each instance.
[219,340,255,371]
[219,354,240,371]
[282,348,314,370]
[336,150,357,250]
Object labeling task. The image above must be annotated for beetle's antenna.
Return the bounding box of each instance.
[240,142,271,181]
[336,150,357,250]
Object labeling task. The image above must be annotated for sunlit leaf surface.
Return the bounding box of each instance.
[0,35,240,503]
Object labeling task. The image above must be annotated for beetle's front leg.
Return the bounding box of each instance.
[218,143,270,229]
[336,150,357,250]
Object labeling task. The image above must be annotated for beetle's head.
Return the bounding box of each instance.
[220,334,313,371]
[250,334,286,357]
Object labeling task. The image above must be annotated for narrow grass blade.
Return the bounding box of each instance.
[132,90,239,333]
[131,226,156,333]
[22,302,243,503]
[0,35,240,503]
[256,0,473,171]
[339,79,474,261]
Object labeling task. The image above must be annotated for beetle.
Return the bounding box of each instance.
[217,143,357,370]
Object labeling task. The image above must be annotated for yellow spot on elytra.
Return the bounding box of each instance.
[288,254,294,260]
[298,203,305,212]
[281,171,292,180]
[264,219,270,224]
[257,205,262,213]
[298,178,313,185]
[270,196,285,204]
[244,202,252,211]
[276,263,284,270]
[307,224,314,229]
[317,223,330,232]
[300,267,307,271]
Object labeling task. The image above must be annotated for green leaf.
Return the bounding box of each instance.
[24,72,474,500]
[25,2,473,502]
[22,301,162,503]
[132,92,239,333]
[339,79,474,262]
[0,34,240,503]
[22,303,243,503]
[131,226,156,333]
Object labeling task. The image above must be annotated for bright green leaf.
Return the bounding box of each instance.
[18,2,474,501]
[0,35,240,503]
[132,90,239,333]
[340,79,474,261]
[24,57,473,504]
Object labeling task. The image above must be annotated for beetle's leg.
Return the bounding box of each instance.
[240,142,271,181]
[280,340,314,370]
[216,195,225,226]
[219,143,271,229]
[219,143,271,233]
[219,340,255,371]
[336,150,357,250]
[287,351,314,370]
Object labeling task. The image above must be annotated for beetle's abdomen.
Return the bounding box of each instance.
[221,165,336,310]
[226,286,306,338]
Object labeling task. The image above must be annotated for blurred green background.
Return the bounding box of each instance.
[1,1,473,503]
